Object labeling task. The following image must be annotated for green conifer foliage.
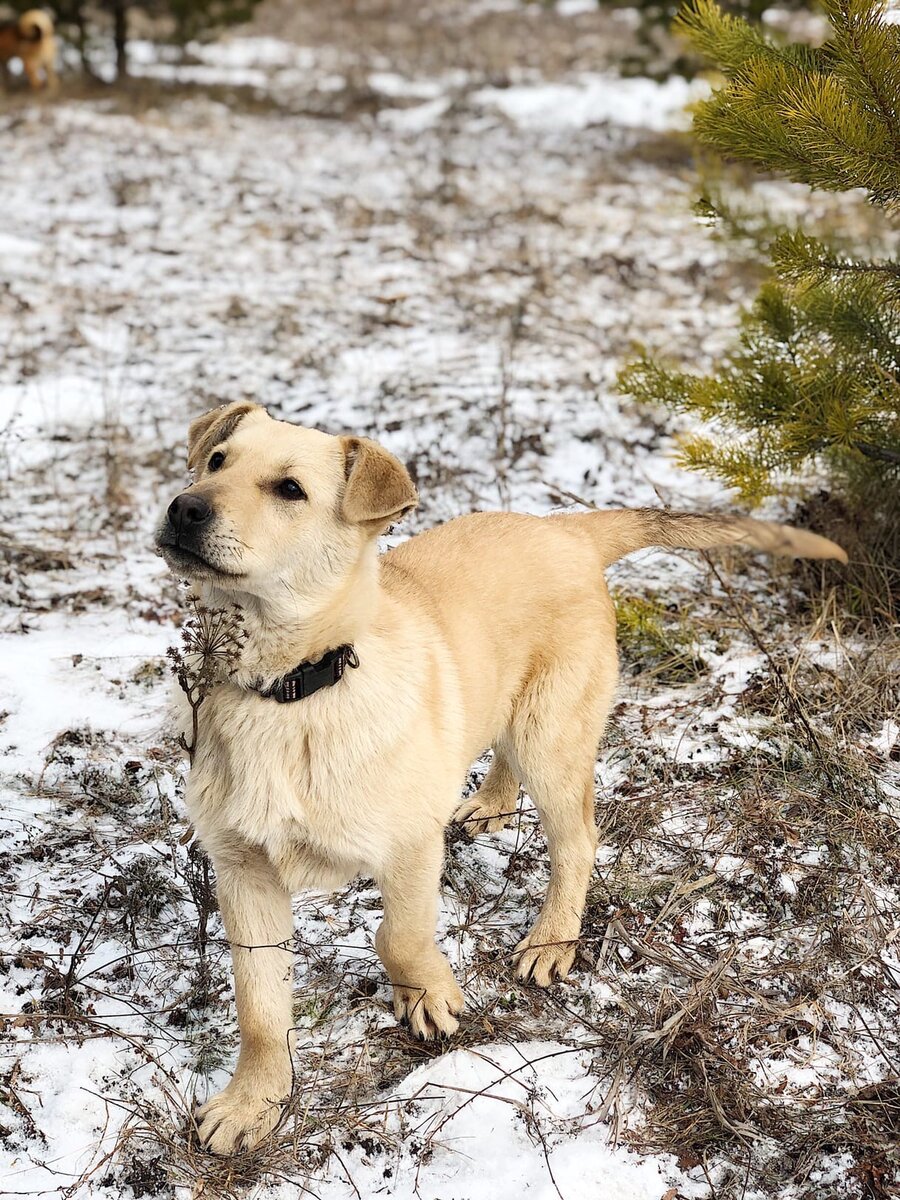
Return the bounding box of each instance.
[678,0,900,202]
[620,0,900,542]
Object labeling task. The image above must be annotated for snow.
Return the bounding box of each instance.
[0,375,113,434]
[0,615,169,773]
[0,231,43,257]
[368,72,447,99]
[378,95,453,132]
[872,719,899,758]
[312,1043,700,1200]
[472,75,710,132]
[0,1041,134,1196]
[557,0,602,15]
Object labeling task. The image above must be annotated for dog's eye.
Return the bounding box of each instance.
[208,451,226,472]
[277,478,306,501]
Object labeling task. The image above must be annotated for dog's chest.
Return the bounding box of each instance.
[188,687,395,884]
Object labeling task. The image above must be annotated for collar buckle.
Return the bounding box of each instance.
[261,644,358,704]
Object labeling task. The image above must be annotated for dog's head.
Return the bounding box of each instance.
[155,404,417,600]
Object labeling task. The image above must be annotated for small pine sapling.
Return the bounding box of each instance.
[619,0,900,610]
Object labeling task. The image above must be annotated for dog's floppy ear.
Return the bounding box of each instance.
[341,437,418,530]
[187,402,262,472]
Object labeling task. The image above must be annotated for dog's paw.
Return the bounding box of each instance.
[194,1078,288,1156]
[392,968,465,1040]
[453,793,516,836]
[513,925,578,987]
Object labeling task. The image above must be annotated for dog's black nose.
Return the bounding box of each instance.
[167,493,212,529]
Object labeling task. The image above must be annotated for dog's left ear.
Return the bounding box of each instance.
[341,437,418,530]
[187,402,262,472]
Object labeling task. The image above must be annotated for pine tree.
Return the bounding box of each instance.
[620,0,900,581]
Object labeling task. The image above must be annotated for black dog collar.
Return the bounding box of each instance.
[253,644,359,704]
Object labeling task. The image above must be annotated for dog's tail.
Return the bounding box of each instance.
[568,507,847,568]
[18,10,53,42]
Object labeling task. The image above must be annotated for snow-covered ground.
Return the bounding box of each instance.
[1,3,898,1198]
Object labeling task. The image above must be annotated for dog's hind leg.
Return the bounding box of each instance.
[509,649,615,986]
[454,744,521,835]
[513,769,598,986]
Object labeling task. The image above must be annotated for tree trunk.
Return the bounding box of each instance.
[112,0,127,80]
[72,3,98,81]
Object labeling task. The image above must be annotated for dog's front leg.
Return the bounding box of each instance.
[374,837,464,1040]
[195,849,294,1155]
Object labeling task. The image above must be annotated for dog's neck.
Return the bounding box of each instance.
[201,547,380,690]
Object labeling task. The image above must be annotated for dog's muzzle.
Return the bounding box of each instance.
[155,492,223,575]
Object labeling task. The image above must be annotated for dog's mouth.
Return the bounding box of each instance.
[156,539,243,580]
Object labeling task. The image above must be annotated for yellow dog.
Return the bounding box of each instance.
[0,10,56,89]
[156,402,846,1154]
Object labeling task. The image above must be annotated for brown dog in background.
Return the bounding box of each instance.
[0,10,56,89]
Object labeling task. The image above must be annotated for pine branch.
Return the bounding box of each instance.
[772,232,900,284]
[827,0,900,167]
[853,440,900,465]
[678,0,900,204]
